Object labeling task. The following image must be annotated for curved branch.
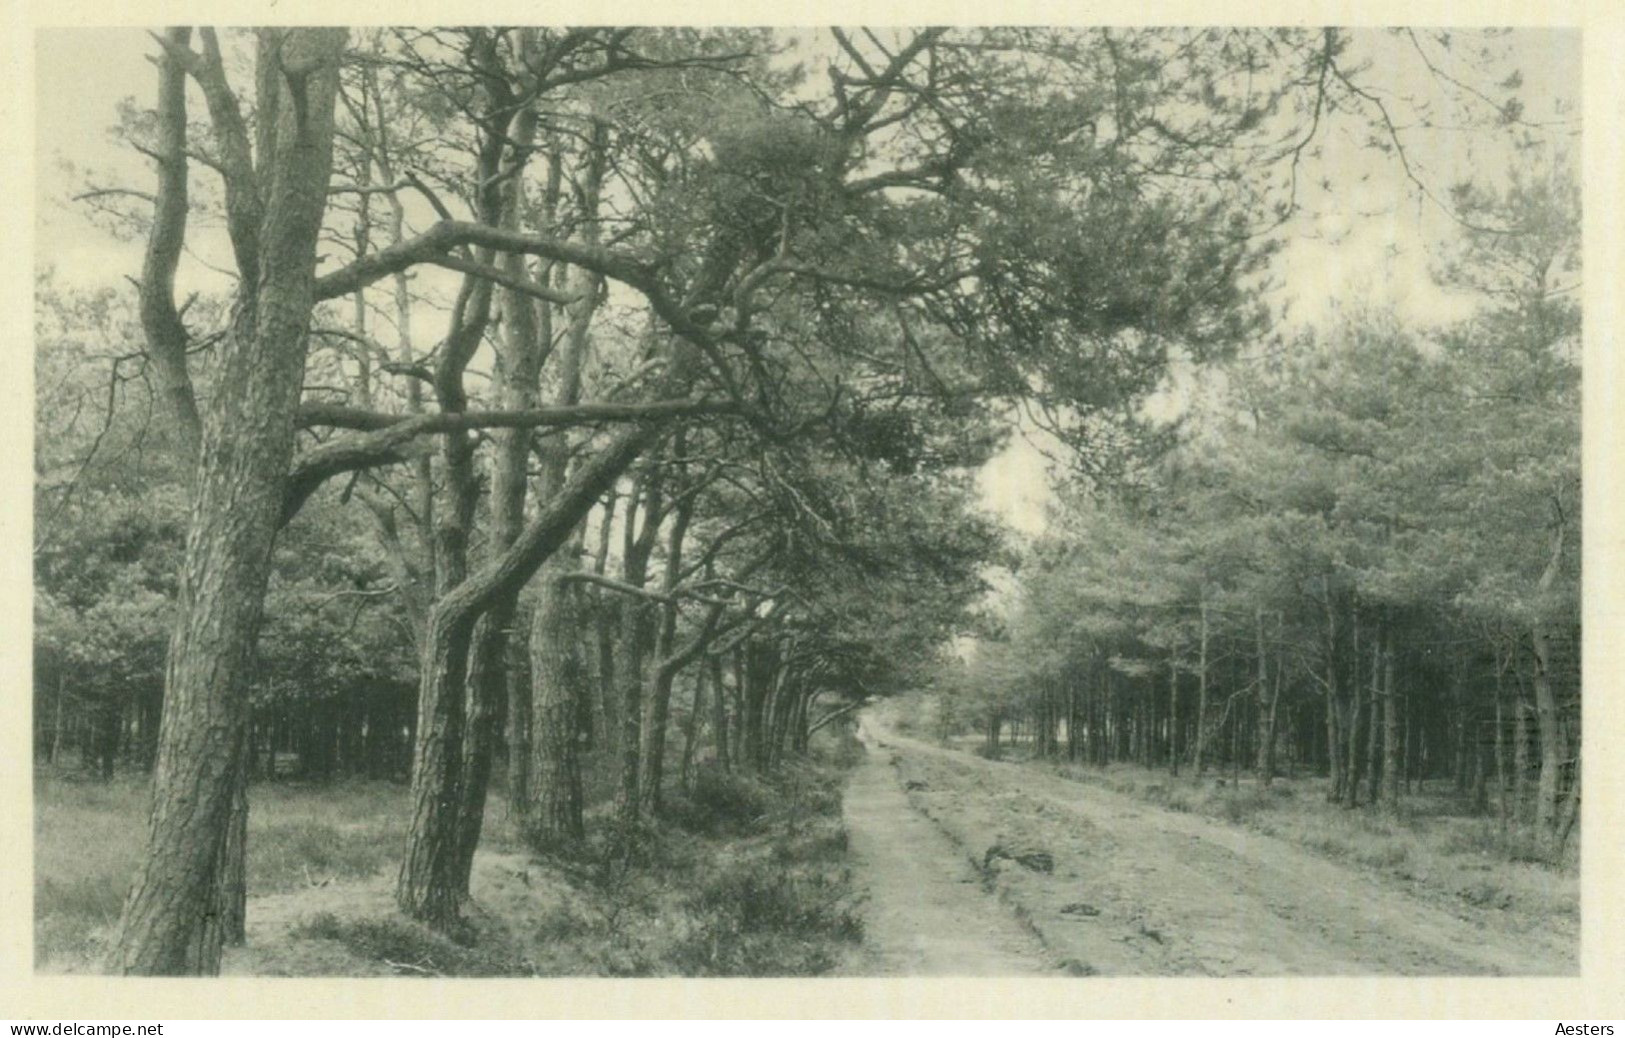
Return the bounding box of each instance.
[138,27,201,455]
[296,397,736,432]
[427,250,579,306]
[312,219,656,303]
[281,397,733,525]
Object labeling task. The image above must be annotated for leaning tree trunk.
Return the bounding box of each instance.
[451,148,548,887]
[109,28,346,976]
[399,420,666,925]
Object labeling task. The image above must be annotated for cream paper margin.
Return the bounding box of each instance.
[1,0,1619,1020]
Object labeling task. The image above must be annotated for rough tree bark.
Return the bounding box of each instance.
[613,469,665,825]
[519,131,607,842]
[109,27,348,976]
[398,418,668,925]
[525,562,587,845]
[453,103,546,887]
[637,488,694,817]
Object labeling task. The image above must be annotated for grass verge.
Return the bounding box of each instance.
[35,735,864,977]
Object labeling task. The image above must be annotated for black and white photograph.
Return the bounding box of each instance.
[17,15,1604,1002]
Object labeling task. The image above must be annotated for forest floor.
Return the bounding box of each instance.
[850,706,1577,977]
[34,746,865,976]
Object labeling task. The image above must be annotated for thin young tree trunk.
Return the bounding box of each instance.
[50,672,68,766]
[1366,633,1383,806]
[1194,597,1210,774]
[1382,628,1401,808]
[1531,523,1567,850]
[615,471,664,824]
[709,653,730,771]
[1512,649,1532,824]
[1493,638,1510,826]
[638,486,694,816]
[1321,578,1344,803]
[1343,609,1363,808]
[1168,657,1180,777]
[1254,607,1278,786]
[592,490,619,760]
[679,667,707,790]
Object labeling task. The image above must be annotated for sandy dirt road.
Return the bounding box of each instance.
[842,711,1576,977]
[838,719,1055,975]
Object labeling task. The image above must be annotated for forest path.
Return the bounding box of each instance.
[850,710,1576,977]
[837,718,1056,976]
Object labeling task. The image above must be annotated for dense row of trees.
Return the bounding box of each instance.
[34,26,1553,974]
[936,161,1580,859]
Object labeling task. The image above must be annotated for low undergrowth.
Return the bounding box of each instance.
[36,734,864,977]
[509,757,864,977]
[34,768,409,970]
[1045,756,1577,927]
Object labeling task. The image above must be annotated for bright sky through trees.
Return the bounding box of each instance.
[32,27,1580,539]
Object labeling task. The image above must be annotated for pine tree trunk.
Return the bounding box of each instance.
[505,633,532,824]
[453,605,510,888]
[638,490,693,816]
[1194,599,1210,774]
[1512,657,1532,824]
[615,578,652,822]
[399,421,665,923]
[109,30,346,975]
[50,671,68,765]
[1342,609,1363,808]
[1168,658,1180,777]
[1365,635,1383,806]
[398,607,475,928]
[525,565,586,846]
[219,741,247,946]
[1531,523,1567,851]
[1493,641,1510,826]
[1254,608,1278,786]
[1321,579,1344,803]
[680,668,706,790]
[1382,629,1401,808]
[709,654,731,770]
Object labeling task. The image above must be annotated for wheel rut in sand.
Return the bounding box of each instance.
[864,713,1575,977]
[838,721,1054,976]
